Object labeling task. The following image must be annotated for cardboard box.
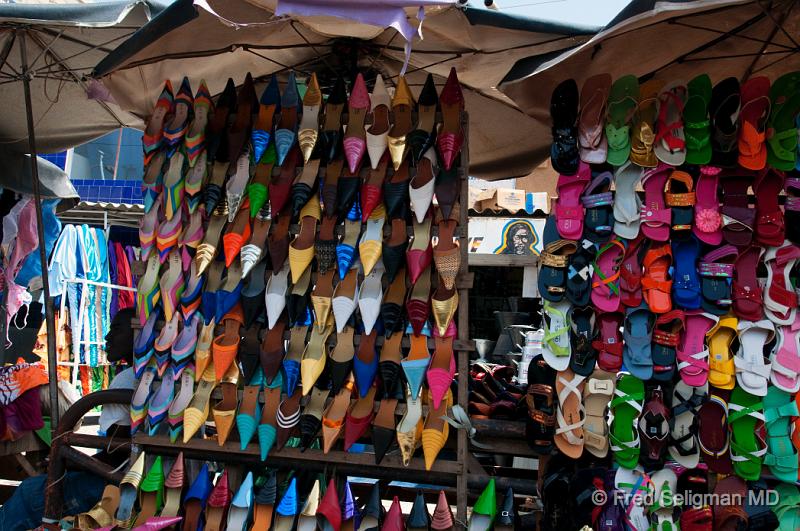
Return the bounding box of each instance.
[470,188,549,215]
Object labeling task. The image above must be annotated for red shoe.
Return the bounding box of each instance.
[382,496,404,531]
[269,147,298,216]
[344,385,376,451]
[360,154,388,222]
[436,68,464,171]
[407,216,433,285]
[343,74,370,174]
[316,478,341,531]
[205,469,231,531]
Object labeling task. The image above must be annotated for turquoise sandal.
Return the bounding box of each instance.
[763,386,799,482]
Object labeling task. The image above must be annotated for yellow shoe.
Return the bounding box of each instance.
[298,73,322,163]
[195,319,215,382]
[183,362,217,443]
[300,322,333,396]
[194,201,229,275]
[358,205,385,276]
[431,287,459,337]
[288,195,321,283]
[212,362,240,446]
[422,389,452,471]
[388,76,415,170]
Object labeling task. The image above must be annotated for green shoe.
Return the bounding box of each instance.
[684,74,713,165]
[139,455,165,518]
[605,75,639,166]
[469,478,497,531]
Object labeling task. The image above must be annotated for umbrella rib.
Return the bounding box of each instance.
[742,0,795,81]
[757,0,799,49]
[35,26,121,55]
[669,20,794,50]
[682,49,794,62]
[290,21,337,76]
[245,48,309,74]
[31,28,137,71]
[28,29,63,72]
[0,30,17,77]
[752,49,798,75]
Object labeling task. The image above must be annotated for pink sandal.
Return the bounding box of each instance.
[677,310,717,387]
[771,321,800,393]
[591,238,626,312]
[693,166,723,245]
[640,164,672,241]
[764,242,800,325]
[555,162,591,240]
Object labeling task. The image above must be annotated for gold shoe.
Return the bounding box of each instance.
[288,195,321,283]
[397,386,424,466]
[298,73,322,163]
[422,389,453,470]
[195,200,229,275]
[311,270,335,332]
[183,362,218,442]
[212,361,240,446]
[195,319,215,382]
[433,202,461,290]
[431,286,459,336]
[358,204,385,276]
[388,76,415,170]
[300,321,334,396]
[322,377,354,453]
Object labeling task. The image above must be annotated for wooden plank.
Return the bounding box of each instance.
[456,111,470,526]
[467,254,539,267]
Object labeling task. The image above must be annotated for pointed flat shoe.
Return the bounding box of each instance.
[436,68,465,171]
[358,262,384,334]
[344,73,370,174]
[402,333,430,400]
[383,497,404,531]
[316,478,342,531]
[422,389,453,470]
[407,216,433,285]
[372,397,398,464]
[388,75,415,170]
[344,384,377,451]
[265,262,290,329]
[431,490,455,530]
[322,378,354,453]
[409,147,437,224]
[299,386,329,451]
[205,469,232,531]
[408,74,438,164]
[299,72,322,163]
[354,330,379,398]
[406,267,432,337]
[275,72,300,166]
[330,326,356,394]
[275,390,302,451]
[142,80,173,166]
[300,321,333,396]
[366,75,390,170]
[260,314,287,385]
[270,146,299,217]
[289,194,321,283]
[432,286,458,337]
[359,206,386,277]
[273,477,298,531]
[336,219,360,280]
[384,160,410,220]
[167,364,194,443]
[322,77,347,163]
[211,362,239,446]
[252,75,280,164]
[333,267,359,333]
[212,303,244,382]
[267,212,291,272]
[407,490,431,531]
[315,215,338,275]
[396,385,423,466]
[361,156,388,222]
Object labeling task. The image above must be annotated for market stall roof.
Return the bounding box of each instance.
[500,0,800,164]
[91,0,599,180]
[0,0,170,154]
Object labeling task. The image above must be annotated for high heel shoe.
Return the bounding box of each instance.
[113,452,146,528]
[297,478,321,531]
[211,362,240,445]
[163,77,192,157]
[345,384,377,451]
[408,74,438,164]
[468,478,497,531]
[161,453,184,518]
[431,491,455,530]
[236,369,264,450]
[131,361,158,434]
[437,68,465,170]
[133,308,160,378]
[396,385,424,466]
[258,373,283,460]
[299,386,329,451]
[367,75,390,170]
[273,477,298,531]
[163,151,185,221]
[357,483,383,530]
[317,478,342,531]
[403,333,431,400]
[322,77,347,163]
[299,72,322,163]
[428,335,456,410]
[181,463,212,531]
[333,267,359,333]
[252,470,278,530]
[183,362,218,443]
[407,216,433,284]
[142,151,165,214]
[432,285,458,337]
[354,330,379,397]
[322,378,355,453]
[336,219,360,279]
[407,490,431,531]
[252,75,280,164]
[260,313,287,385]
[383,496,404,531]
[275,389,302,450]
[167,363,194,443]
[301,321,334,396]
[135,456,165,526]
[171,314,198,378]
[423,389,453,470]
[358,260,384,334]
[142,80,173,166]
[289,194,321,283]
[344,73,370,173]
[147,366,175,436]
[388,76,415,170]
[409,147,437,224]
[276,72,300,165]
[227,471,254,531]
[406,267,432,337]
[330,326,356,394]
[205,469,232,531]
[185,80,212,167]
[372,398,398,464]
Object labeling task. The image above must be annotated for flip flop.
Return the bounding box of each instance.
[640,164,672,241]
[642,242,672,314]
[727,386,767,480]
[590,238,625,312]
[565,242,594,307]
[774,484,800,531]
[605,75,639,166]
[581,171,614,243]
[578,74,611,164]
[712,476,748,530]
[654,81,687,165]
[541,299,571,371]
[614,466,652,531]
[684,74,713,165]
[677,310,716,387]
[651,310,682,382]
[629,78,662,168]
[698,387,732,474]
[619,235,645,308]
[709,77,740,168]
[550,79,579,175]
[732,245,764,321]
[639,387,670,465]
[735,319,774,396]
[698,244,737,315]
[612,162,643,239]
[707,314,737,390]
[720,172,755,246]
[582,369,614,458]
[649,469,679,531]
[763,386,799,483]
[568,306,597,376]
[538,215,577,302]
[623,303,654,381]
[668,381,706,468]
[555,161,590,239]
[754,168,785,247]
[764,241,800,325]
[554,368,585,458]
[671,235,701,309]
[771,320,800,393]
[609,374,644,469]
[594,311,623,372]
[766,71,800,171]
[738,76,771,170]
[693,167,723,245]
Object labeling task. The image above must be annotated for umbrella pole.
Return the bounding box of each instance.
[19,30,60,429]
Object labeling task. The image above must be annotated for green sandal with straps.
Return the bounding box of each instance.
[727,387,767,480]
[766,71,800,171]
[609,373,644,469]
[542,299,571,371]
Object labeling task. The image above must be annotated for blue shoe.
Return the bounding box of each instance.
[347,197,362,222]
[672,235,702,309]
[336,244,356,280]
[252,75,281,163]
[133,308,160,378]
[275,478,298,521]
[275,73,300,166]
[354,333,379,398]
[147,366,175,436]
[216,281,244,324]
[283,359,300,396]
[227,471,254,531]
[237,374,263,450]
[184,463,213,513]
[401,356,429,401]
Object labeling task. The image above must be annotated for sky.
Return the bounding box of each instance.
[470,0,633,28]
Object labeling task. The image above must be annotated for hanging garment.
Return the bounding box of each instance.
[108,239,118,320]
[48,224,78,299]
[1,196,30,258]
[115,243,134,311]
[0,363,48,405]
[16,198,62,288]
[7,199,40,279]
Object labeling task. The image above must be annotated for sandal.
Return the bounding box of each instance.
[605,74,639,166]
[652,310,683,382]
[554,368,585,458]
[609,373,644,469]
[639,387,670,465]
[565,242,594,307]
[698,244,737,315]
[735,319,774,396]
[732,245,764,321]
[581,171,614,242]
[629,78,661,168]
[754,168,785,247]
[538,215,577,302]
[712,476,748,530]
[727,386,767,480]
[555,161,590,240]
[707,314,738,390]
[568,306,597,376]
[785,176,800,244]
[684,74,713,165]
[612,161,643,239]
[763,386,799,483]
[649,469,679,531]
[541,299,571,371]
[623,303,654,380]
[764,241,800,325]
[619,235,645,308]
[642,242,673,314]
[738,76,771,170]
[582,369,614,458]
[771,320,800,393]
[693,166,723,245]
[549,79,579,175]
[671,235,701,309]
[720,172,755,246]
[524,355,556,454]
[590,238,625,312]
[665,170,696,238]
[677,310,716,387]
[640,164,672,242]
[709,77,740,168]
[698,388,732,474]
[774,484,800,531]
[654,82,687,165]
[594,311,623,372]
[766,71,800,171]
[578,73,611,164]
[668,381,706,468]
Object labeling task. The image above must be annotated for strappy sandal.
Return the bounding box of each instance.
[605,75,639,166]
[568,306,597,376]
[698,245,737,315]
[772,321,800,393]
[728,387,767,480]
[565,242,594,307]
[764,241,800,325]
[642,242,673,314]
[664,170,696,238]
[639,387,670,465]
[738,76,771,170]
[668,381,706,469]
[538,215,577,302]
[524,356,556,454]
[555,162,590,240]
[623,304,655,381]
[767,72,800,170]
[541,299,571,371]
[582,369,614,458]
[709,77,740,168]
[732,245,764,321]
[652,310,682,382]
[774,484,800,530]
[629,79,661,168]
[763,386,799,483]
[581,171,614,242]
[719,172,755,246]
[590,238,625,312]
[684,74,713,165]
[753,168,786,248]
[619,235,645,308]
[609,374,644,469]
[654,82,687,165]
[554,368,585,458]
[735,319,774,396]
[594,311,623,372]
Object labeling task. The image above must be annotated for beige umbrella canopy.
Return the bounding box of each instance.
[500,0,800,164]
[92,0,599,180]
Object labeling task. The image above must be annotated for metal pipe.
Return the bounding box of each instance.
[19,30,60,428]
